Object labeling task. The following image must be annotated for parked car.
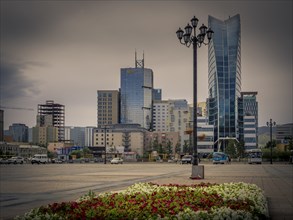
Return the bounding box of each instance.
[94,157,104,163]
[31,154,48,164]
[0,158,9,164]
[7,156,24,164]
[110,158,123,164]
[167,157,178,163]
[180,155,193,164]
[52,158,63,164]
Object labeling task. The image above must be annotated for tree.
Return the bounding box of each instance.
[165,140,173,155]
[70,150,82,159]
[175,142,181,154]
[158,143,164,154]
[47,151,57,159]
[225,140,237,158]
[152,139,159,152]
[183,140,189,154]
[265,140,276,149]
[236,141,245,158]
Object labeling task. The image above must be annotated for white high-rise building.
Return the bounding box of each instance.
[153,100,190,151]
[85,126,95,147]
[243,115,257,150]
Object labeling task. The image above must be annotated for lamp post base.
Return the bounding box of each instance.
[190,165,204,179]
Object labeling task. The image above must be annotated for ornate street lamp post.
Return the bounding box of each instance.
[176,16,213,179]
[267,119,276,164]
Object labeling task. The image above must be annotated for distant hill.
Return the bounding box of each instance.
[258,126,276,148]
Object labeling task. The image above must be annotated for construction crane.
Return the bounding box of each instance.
[0,106,34,111]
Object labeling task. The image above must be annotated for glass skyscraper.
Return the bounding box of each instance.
[120,67,153,130]
[207,14,241,151]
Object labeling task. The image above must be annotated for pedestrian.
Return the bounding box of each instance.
[227,155,231,164]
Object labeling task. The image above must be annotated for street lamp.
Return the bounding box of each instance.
[266,119,276,164]
[101,126,109,164]
[176,16,213,179]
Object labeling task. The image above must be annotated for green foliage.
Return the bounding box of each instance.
[165,140,173,155]
[225,140,237,158]
[47,151,57,159]
[236,141,245,158]
[152,139,159,152]
[183,140,190,154]
[70,150,82,159]
[175,142,181,154]
[265,140,276,149]
[261,148,291,161]
[158,143,164,154]
[224,140,245,158]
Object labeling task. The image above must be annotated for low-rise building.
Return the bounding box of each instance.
[93,124,146,158]
[0,142,46,158]
[145,131,180,154]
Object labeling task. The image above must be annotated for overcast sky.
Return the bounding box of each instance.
[0,0,292,130]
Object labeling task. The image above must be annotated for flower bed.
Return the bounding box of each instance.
[15,182,268,220]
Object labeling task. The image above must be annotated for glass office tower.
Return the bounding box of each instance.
[207,14,241,151]
[120,67,153,130]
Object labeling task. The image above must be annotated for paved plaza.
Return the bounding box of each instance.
[0,162,292,219]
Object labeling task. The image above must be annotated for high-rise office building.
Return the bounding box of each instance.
[8,123,29,142]
[37,100,65,141]
[207,14,241,151]
[70,127,85,147]
[153,89,162,101]
[85,126,95,147]
[97,90,120,126]
[239,91,258,149]
[120,53,153,130]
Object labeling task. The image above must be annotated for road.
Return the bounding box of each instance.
[0,162,292,219]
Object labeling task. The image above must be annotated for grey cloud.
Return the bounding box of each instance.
[1,1,85,46]
[0,59,44,103]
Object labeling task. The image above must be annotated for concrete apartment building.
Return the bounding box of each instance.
[93,124,146,157]
[36,100,65,142]
[97,90,120,126]
[153,99,191,152]
[144,131,180,154]
[153,100,170,132]
[32,126,58,146]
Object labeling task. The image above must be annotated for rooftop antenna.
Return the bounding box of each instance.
[135,50,144,68]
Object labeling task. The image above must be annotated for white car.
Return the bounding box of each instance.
[110,158,123,164]
[7,157,24,164]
